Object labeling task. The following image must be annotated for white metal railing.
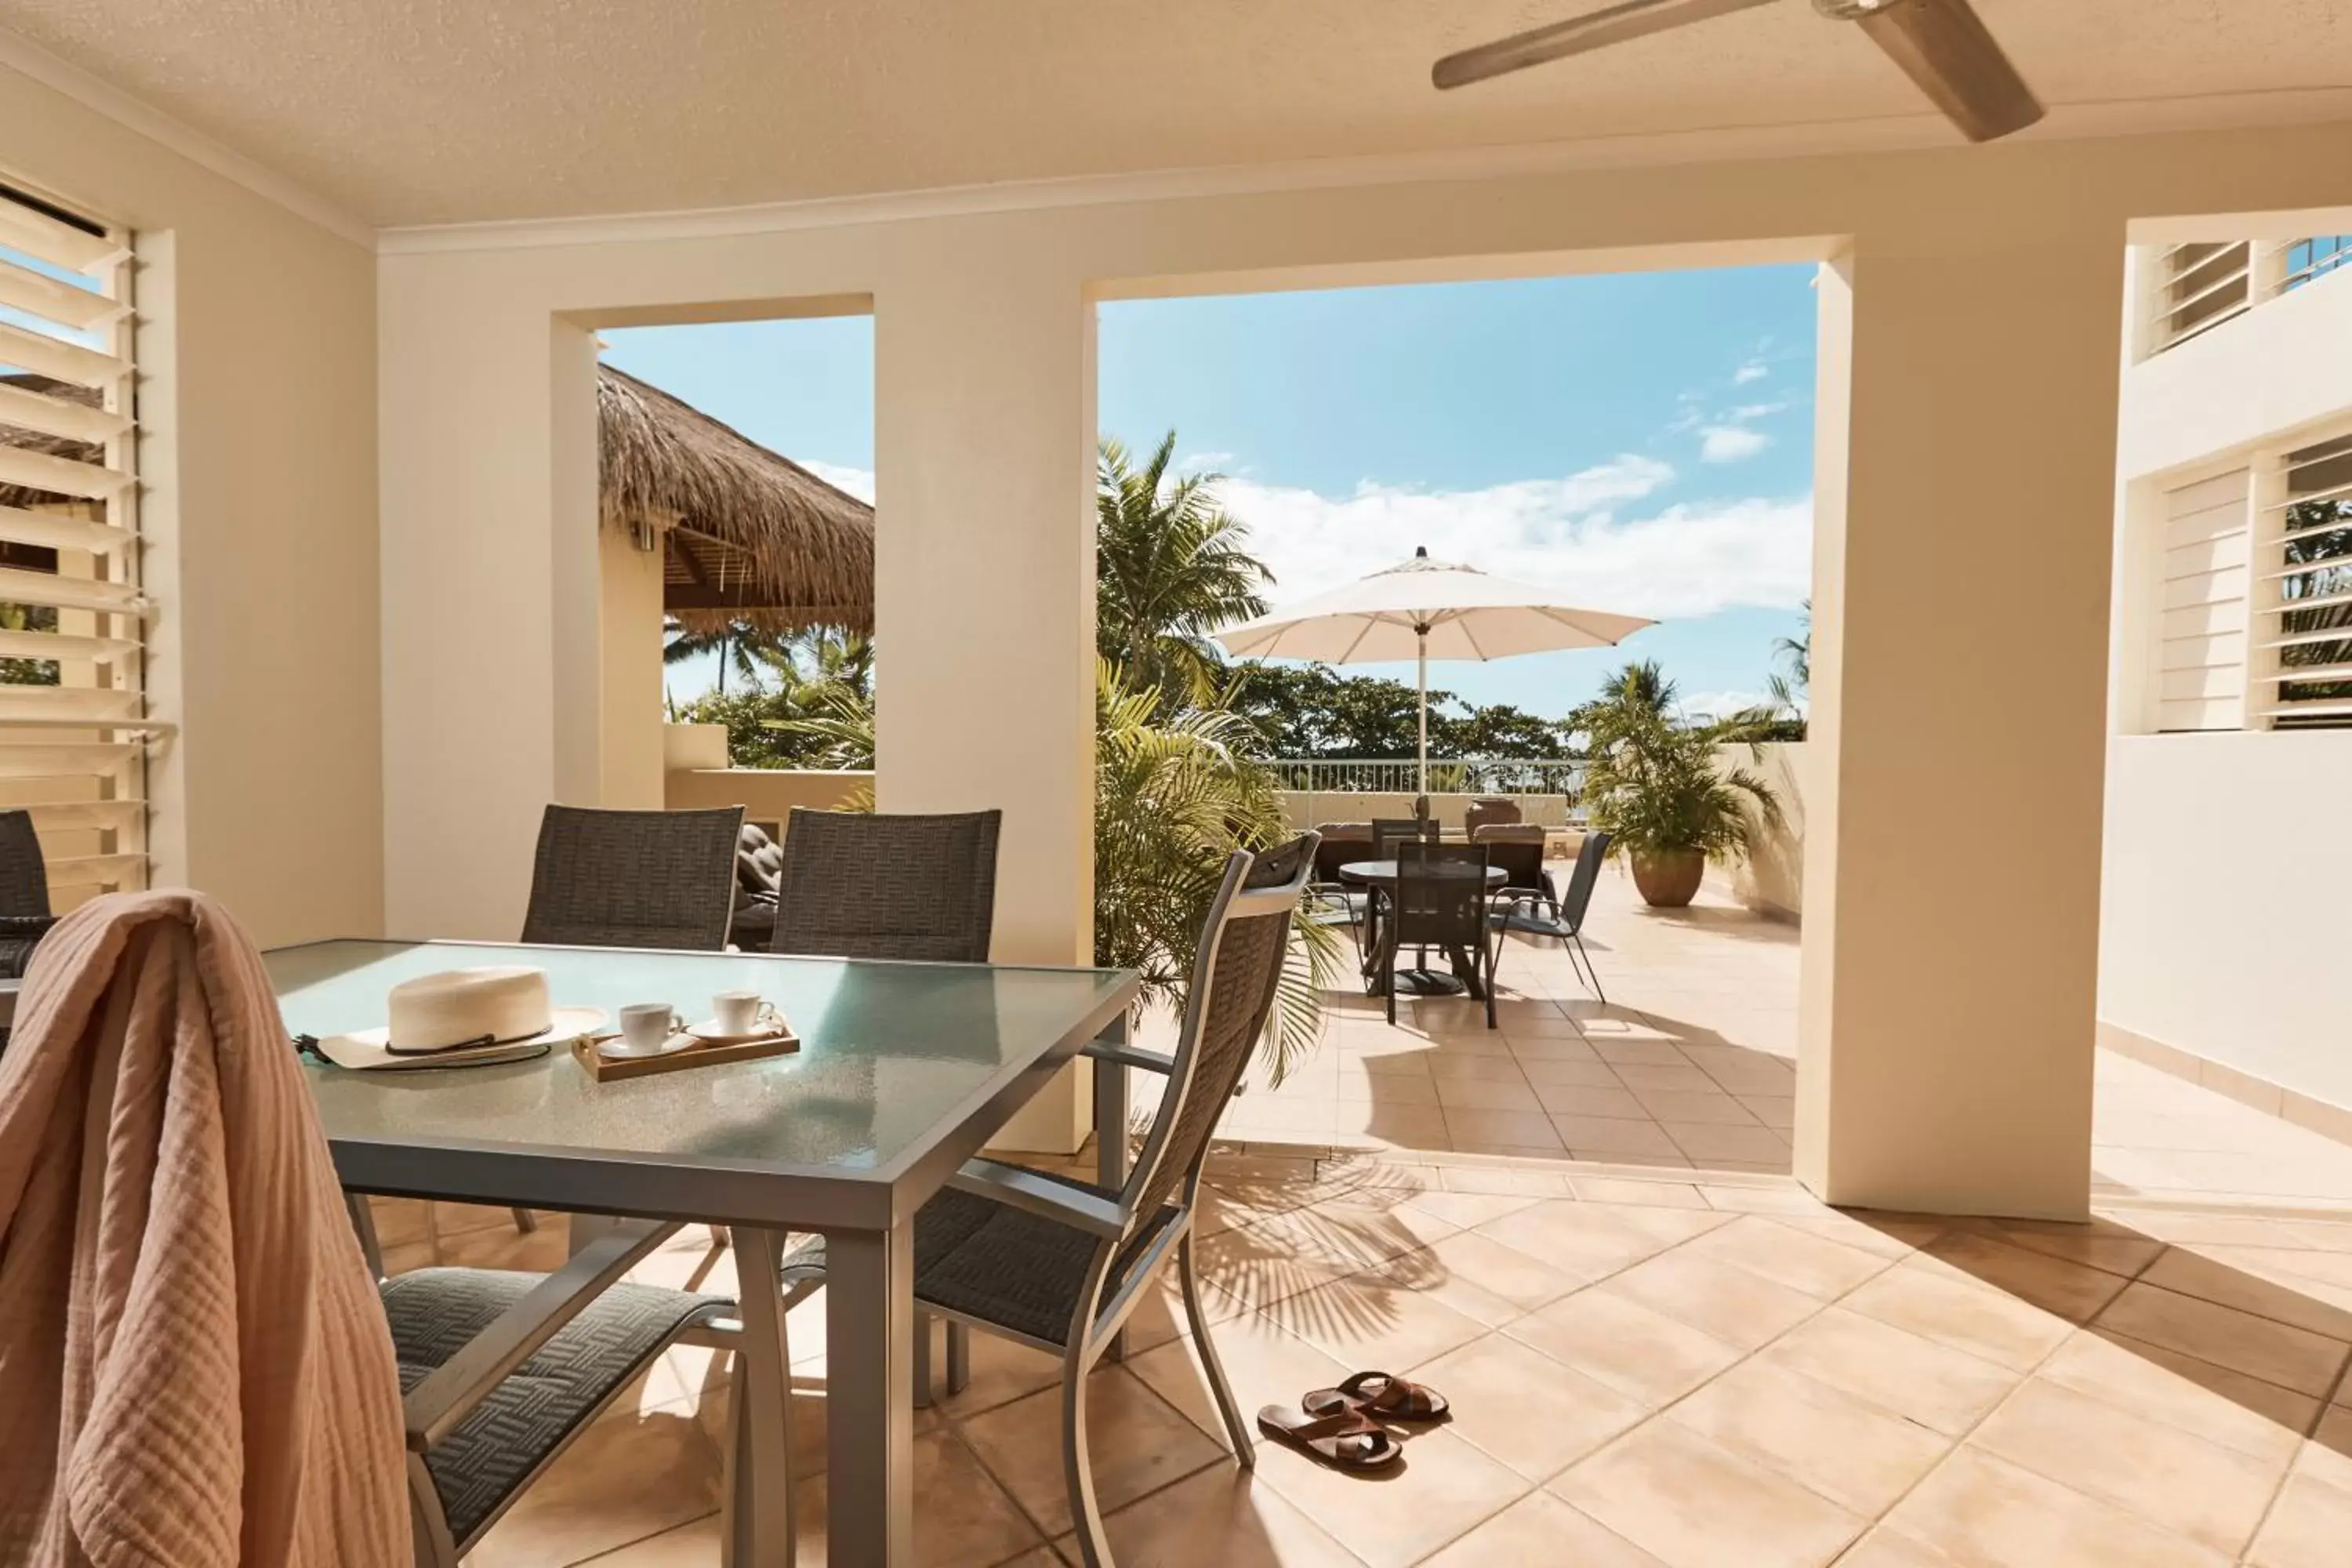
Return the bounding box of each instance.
[1264,757,1586,798]
[2145,235,2352,358]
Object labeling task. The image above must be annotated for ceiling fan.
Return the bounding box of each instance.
[1433,0,2043,143]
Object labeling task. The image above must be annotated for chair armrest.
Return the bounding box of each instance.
[948,1157,1128,1240]
[1081,1038,1177,1076]
[401,1218,681,1452]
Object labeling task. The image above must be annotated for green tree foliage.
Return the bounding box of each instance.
[1094,661,1339,1085]
[667,628,873,768]
[1096,433,1272,710]
[0,603,60,686]
[1225,662,1574,760]
[1574,660,1781,863]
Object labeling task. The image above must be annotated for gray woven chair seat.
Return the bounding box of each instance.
[783,1171,1177,1347]
[382,1268,732,1548]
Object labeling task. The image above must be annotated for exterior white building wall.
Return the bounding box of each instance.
[2101,249,2352,1113]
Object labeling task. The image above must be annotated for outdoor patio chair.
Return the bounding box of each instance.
[1306,822,1373,929]
[0,807,57,982]
[1494,828,1613,1004]
[519,804,745,951]
[1474,822,1559,906]
[1370,815,1434,862]
[1463,797,1523,837]
[385,1222,740,1567]
[1382,840,1502,1029]
[726,819,787,949]
[769,807,1000,962]
[771,833,1319,1568]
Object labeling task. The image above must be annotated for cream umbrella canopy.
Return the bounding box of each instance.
[1215,546,1656,796]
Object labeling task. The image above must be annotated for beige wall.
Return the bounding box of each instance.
[597,526,666,810]
[1715,742,1806,920]
[2,64,382,946]
[665,766,870,827]
[377,122,2352,1187]
[1279,791,1572,832]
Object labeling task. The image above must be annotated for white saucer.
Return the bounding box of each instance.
[685,1018,791,1046]
[596,1029,700,1061]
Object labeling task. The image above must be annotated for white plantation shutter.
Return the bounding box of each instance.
[0,181,158,906]
[2154,468,2252,732]
[2253,433,2352,728]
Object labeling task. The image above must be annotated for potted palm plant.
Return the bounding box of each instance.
[1575,662,1782,909]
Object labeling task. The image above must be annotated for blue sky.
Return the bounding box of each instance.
[606,263,1816,720]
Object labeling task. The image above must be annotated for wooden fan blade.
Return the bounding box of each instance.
[1851,0,2043,141]
[1433,0,1780,89]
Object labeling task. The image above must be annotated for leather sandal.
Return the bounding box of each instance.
[1255,1403,1403,1469]
[1302,1370,1450,1422]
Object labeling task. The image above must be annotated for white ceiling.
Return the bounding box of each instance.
[3,1,2349,230]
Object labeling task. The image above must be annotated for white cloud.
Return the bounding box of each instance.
[1698,425,1771,463]
[802,460,875,503]
[1680,688,1786,721]
[1174,449,1237,474]
[1218,456,1809,622]
[1733,361,1769,385]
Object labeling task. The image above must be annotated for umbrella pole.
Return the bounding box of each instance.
[1416,624,1428,802]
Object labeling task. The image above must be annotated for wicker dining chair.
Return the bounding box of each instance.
[769,807,1001,963]
[0,807,57,982]
[519,804,746,952]
[771,833,1318,1568]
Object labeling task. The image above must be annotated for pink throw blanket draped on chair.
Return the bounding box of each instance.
[0,890,411,1566]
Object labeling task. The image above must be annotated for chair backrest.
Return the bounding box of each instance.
[770,808,1001,962]
[1309,822,1372,885]
[1555,829,1613,930]
[1370,816,1432,863]
[1389,840,1490,948]
[1473,823,1548,893]
[1123,833,1316,1229]
[1463,797,1523,837]
[520,805,743,950]
[0,808,51,920]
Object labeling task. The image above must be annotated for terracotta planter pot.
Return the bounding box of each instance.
[1629,848,1706,908]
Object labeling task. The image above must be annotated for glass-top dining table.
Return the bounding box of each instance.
[270,937,1141,1568]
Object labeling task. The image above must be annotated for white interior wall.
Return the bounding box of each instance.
[2,61,382,946]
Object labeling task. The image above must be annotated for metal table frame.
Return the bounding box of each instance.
[275,938,1140,1568]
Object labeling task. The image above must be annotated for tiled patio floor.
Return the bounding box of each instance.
[1166,866,2352,1208]
[384,1152,2352,1566]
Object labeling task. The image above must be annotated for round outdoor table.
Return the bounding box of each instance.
[1338,860,1507,996]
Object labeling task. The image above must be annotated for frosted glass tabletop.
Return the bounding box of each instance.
[274,939,1137,1229]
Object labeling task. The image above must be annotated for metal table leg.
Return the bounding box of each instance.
[826,1222,915,1566]
[729,1228,800,1567]
[1094,1014,1130,1363]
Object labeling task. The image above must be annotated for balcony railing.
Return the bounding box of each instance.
[1264,757,1587,798]
[2145,235,2352,357]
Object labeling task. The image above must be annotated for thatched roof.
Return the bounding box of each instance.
[598,364,873,634]
[2,367,876,633]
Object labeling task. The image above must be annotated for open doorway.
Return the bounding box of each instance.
[1092,265,1817,1171]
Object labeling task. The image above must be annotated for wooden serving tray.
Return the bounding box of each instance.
[572,1029,799,1083]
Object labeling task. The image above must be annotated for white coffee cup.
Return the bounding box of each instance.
[615,1003,682,1054]
[713,990,772,1036]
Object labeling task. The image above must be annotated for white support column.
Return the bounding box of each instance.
[1796,234,2125,1219]
[874,265,1098,1152]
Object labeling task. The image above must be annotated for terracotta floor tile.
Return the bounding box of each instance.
[2040,1329,2314,1465]
[1122,1307,1352,1453]
[1569,1175,1711,1209]
[1406,1331,1650,1480]
[1066,1460,1362,1568]
[1661,1121,1791,1166]
[1442,1107,1567,1151]
[1969,1376,2287,1555]
[1739,1096,1797,1131]
[956,1367,1222,1537]
[1548,1115,1686,1158]
[1551,1419,1866,1568]
[1683,1214,1894,1299]
[1252,1422,1530,1568]
[1917,1232,2134,1323]
[1756,1308,2023,1436]
[1884,1446,2229,1568]
[1436,1164,1571,1197]
[935,1330,1078,1420]
[1589,1038,1698,1067]
[1504,1033,1603,1062]
[1595,1248,1822,1352]
[2095,1281,2352,1397]
[1517,1056,1625,1091]
[1962,1216,2167,1279]
[2248,1470,2352,1568]
[1611,1063,1721,1094]
[1533,1082,1651,1119]
[1830,1527,1969,1568]
[1632,1088,1759,1126]
[1258,1258,1495,1370]
[1396,1188,1542,1229]
[466,1400,723,1568]
[1408,1227,1584,1319]
[1668,1356,1953,1515]
[2137,1246,2352,1341]
[1475,1199,1722,1284]
[1839,1258,2074,1373]
[1433,1074,1547,1113]
[1420,1490,1669,1567]
[1506,1287,1747,1406]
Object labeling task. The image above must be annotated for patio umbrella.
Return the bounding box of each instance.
[1214,546,1655,796]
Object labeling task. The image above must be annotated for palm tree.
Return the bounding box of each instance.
[1768,600,1811,713]
[1097,433,1272,711]
[662,619,788,694]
